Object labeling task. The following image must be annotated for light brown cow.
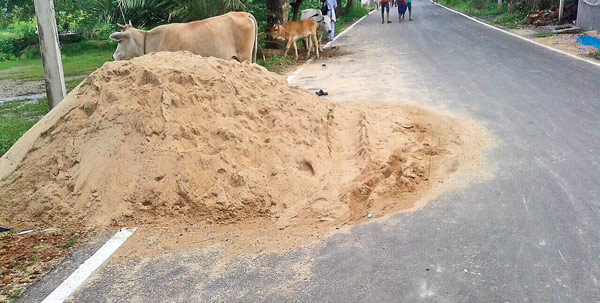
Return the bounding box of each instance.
[271,19,320,60]
[109,12,258,63]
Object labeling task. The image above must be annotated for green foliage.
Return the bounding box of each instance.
[170,0,247,22]
[338,4,369,24]
[64,235,79,248]
[80,0,247,29]
[0,98,48,157]
[0,21,38,60]
[492,6,529,28]
[590,50,600,61]
[438,0,530,27]
[6,20,37,38]
[9,290,21,301]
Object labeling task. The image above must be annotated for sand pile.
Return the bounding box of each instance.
[0,52,491,254]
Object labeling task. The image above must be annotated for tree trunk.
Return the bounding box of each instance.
[291,0,304,21]
[345,0,355,14]
[266,0,290,49]
[336,0,342,17]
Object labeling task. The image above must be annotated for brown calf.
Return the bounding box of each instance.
[271,19,320,60]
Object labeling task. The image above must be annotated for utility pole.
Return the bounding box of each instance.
[558,0,565,22]
[34,0,66,110]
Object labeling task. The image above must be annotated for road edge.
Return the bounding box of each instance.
[432,1,600,69]
[40,228,136,303]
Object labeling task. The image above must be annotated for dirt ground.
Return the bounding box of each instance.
[533,30,600,60]
[0,230,85,301]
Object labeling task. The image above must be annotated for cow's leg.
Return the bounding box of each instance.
[306,36,312,58]
[284,39,293,59]
[292,38,299,60]
[317,29,324,50]
[312,33,320,59]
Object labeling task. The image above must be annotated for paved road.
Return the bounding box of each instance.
[22,2,600,302]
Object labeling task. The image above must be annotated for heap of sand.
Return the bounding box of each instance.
[0,52,492,256]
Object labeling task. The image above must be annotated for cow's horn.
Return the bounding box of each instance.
[117,23,125,29]
[128,20,132,26]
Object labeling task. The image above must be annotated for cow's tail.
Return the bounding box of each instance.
[248,13,258,64]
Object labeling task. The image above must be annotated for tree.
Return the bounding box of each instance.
[345,0,354,14]
[290,0,304,20]
[266,0,289,48]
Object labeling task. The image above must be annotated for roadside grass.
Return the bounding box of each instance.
[0,41,115,81]
[64,235,79,249]
[258,55,293,73]
[590,50,600,60]
[0,97,48,156]
[438,0,529,28]
[336,5,371,35]
[534,31,554,38]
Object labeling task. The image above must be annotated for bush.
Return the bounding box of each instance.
[0,20,38,61]
[83,23,115,40]
[0,37,32,60]
[7,20,38,39]
[339,4,370,23]
[19,47,41,60]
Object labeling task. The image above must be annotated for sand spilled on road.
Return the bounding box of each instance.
[0,52,493,259]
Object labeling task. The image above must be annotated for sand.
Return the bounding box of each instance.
[0,51,492,259]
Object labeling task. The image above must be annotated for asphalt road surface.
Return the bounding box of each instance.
[21,2,600,302]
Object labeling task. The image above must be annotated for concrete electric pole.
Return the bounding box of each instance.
[33,0,66,109]
[558,0,565,22]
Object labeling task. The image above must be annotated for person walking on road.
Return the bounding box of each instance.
[407,0,413,21]
[381,0,391,23]
[397,0,407,22]
[324,0,337,41]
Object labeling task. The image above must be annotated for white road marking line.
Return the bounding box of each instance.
[433,1,600,68]
[41,228,137,303]
[286,58,313,83]
[287,8,377,84]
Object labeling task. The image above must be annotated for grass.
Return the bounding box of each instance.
[534,31,554,38]
[0,29,20,41]
[0,41,115,81]
[258,55,293,72]
[437,0,529,28]
[9,290,21,301]
[64,235,79,249]
[66,77,85,91]
[0,98,48,156]
[0,76,84,157]
[590,50,600,60]
[336,5,371,35]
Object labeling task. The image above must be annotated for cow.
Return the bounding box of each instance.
[300,9,332,50]
[271,19,320,60]
[109,12,258,63]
